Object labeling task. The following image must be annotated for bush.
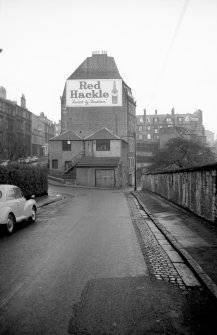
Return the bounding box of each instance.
[0,164,48,198]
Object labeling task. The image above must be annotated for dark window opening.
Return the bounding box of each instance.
[62,140,71,151]
[96,139,110,151]
[52,159,58,169]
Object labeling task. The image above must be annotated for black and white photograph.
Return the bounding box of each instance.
[0,0,217,334]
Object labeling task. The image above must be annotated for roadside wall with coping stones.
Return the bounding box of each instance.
[141,163,217,222]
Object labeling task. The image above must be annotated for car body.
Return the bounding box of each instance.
[0,184,37,234]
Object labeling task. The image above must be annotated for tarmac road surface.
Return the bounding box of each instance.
[0,185,217,334]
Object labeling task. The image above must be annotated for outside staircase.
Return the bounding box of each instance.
[64,151,85,174]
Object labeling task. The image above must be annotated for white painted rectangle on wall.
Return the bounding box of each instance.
[66,79,122,107]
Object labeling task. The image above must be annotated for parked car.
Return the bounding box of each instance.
[0,184,37,234]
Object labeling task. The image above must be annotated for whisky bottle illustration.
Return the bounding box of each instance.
[112,81,118,104]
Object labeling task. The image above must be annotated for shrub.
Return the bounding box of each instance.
[0,164,48,198]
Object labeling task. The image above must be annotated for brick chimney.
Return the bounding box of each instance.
[171,108,175,115]
[21,94,26,108]
[0,86,6,99]
[143,109,146,116]
[155,110,158,115]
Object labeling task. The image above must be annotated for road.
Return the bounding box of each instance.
[0,184,217,334]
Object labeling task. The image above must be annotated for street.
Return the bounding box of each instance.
[0,185,217,334]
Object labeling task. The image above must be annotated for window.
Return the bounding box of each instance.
[139,126,143,132]
[146,117,150,123]
[6,188,15,200]
[96,139,110,151]
[14,187,23,199]
[154,128,158,133]
[177,117,183,122]
[62,140,71,151]
[166,117,171,122]
[139,117,143,123]
[139,134,143,140]
[153,117,159,123]
[52,159,58,169]
[147,134,151,140]
[147,126,151,131]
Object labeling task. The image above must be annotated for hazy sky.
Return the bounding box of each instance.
[0,0,217,135]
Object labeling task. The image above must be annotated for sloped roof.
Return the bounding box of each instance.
[76,157,120,167]
[85,127,122,141]
[49,130,83,141]
[67,53,122,80]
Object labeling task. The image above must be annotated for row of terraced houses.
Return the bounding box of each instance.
[0,86,61,159]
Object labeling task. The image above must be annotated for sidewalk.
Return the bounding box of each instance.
[132,189,217,299]
[35,193,64,208]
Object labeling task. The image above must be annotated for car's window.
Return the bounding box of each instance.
[14,187,23,199]
[6,188,16,200]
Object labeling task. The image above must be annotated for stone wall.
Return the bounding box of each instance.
[141,164,217,222]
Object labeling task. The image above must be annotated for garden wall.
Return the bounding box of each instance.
[141,163,217,222]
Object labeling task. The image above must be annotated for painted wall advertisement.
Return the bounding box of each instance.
[66,79,122,107]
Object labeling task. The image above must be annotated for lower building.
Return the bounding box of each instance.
[49,127,128,188]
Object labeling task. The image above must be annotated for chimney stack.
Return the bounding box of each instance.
[0,86,6,99]
[171,108,175,115]
[21,94,26,108]
[143,109,146,116]
[155,110,158,115]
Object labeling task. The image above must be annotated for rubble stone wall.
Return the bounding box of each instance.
[141,164,217,222]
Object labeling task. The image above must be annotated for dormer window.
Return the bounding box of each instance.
[166,117,172,122]
[153,117,159,123]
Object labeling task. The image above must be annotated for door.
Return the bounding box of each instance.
[95,169,115,187]
[6,188,20,219]
[14,187,26,220]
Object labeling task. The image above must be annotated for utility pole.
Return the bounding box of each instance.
[134,131,137,191]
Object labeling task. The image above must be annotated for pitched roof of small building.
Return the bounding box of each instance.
[49,130,83,141]
[67,53,122,80]
[85,127,122,141]
[76,157,120,167]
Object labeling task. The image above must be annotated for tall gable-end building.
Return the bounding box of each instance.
[60,51,137,186]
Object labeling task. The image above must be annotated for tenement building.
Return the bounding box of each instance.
[0,89,32,159]
[49,52,136,187]
[136,108,206,172]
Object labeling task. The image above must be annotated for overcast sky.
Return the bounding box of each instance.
[0,0,217,135]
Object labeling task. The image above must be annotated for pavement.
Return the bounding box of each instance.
[35,192,64,208]
[132,189,217,299]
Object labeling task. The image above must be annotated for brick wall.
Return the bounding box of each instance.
[61,86,128,138]
[141,164,217,222]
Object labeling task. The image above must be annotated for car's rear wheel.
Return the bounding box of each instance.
[29,206,36,222]
[6,213,15,234]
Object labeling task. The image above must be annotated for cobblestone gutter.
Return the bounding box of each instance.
[126,193,202,291]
